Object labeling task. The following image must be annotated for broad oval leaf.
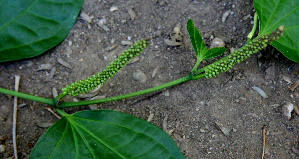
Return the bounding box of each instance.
[0,0,84,62]
[29,110,185,159]
[254,0,299,63]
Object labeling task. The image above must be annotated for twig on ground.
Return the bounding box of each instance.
[45,107,61,119]
[262,125,267,159]
[13,75,21,159]
[162,114,174,136]
[147,113,154,122]
[293,104,299,115]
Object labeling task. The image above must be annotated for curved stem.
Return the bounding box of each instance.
[0,87,55,106]
[247,12,258,39]
[58,75,192,108]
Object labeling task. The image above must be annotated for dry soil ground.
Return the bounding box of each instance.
[1,0,299,158]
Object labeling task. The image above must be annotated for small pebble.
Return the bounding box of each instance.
[282,102,294,119]
[281,75,292,84]
[290,79,299,91]
[18,103,27,109]
[89,104,98,110]
[164,39,181,46]
[133,69,147,83]
[163,90,170,96]
[101,25,110,32]
[127,36,131,40]
[35,122,53,128]
[52,87,58,98]
[205,124,210,130]
[243,14,251,20]
[97,19,106,26]
[97,19,110,31]
[0,145,5,153]
[252,86,268,98]
[57,58,72,68]
[121,40,133,46]
[80,11,92,23]
[127,57,139,64]
[109,6,118,12]
[37,63,53,71]
[210,38,225,49]
[215,122,231,135]
[147,113,155,122]
[73,98,79,102]
[222,10,231,22]
[65,47,73,57]
[45,66,56,81]
[152,66,165,78]
[128,8,136,21]
[153,30,162,37]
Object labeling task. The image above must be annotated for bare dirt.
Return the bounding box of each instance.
[1,0,299,158]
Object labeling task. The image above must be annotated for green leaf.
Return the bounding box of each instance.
[0,0,84,62]
[186,19,206,59]
[29,110,185,159]
[187,19,225,72]
[204,47,227,60]
[254,0,299,63]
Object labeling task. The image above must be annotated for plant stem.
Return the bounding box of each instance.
[58,75,194,108]
[55,108,68,117]
[247,12,258,39]
[191,59,202,73]
[0,87,55,106]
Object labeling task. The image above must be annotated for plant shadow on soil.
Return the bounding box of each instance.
[0,0,299,158]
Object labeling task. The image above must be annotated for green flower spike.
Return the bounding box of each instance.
[62,38,151,96]
[205,26,284,78]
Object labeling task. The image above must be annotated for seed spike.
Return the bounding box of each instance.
[62,38,151,96]
[205,26,284,78]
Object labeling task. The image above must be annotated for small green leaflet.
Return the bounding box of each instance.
[186,19,226,71]
[254,0,299,63]
[29,110,185,159]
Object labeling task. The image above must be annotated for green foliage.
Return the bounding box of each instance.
[186,19,226,72]
[29,110,185,159]
[62,39,151,96]
[254,0,299,63]
[205,26,285,78]
[0,0,84,62]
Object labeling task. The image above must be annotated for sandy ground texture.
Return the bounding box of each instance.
[1,0,299,158]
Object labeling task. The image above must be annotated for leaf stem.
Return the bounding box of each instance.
[0,87,55,106]
[58,75,193,108]
[55,108,68,117]
[247,12,258,39]
[191,59,202,73]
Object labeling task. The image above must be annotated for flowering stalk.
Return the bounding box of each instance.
[204,26,284,78]
[61,38,151,96]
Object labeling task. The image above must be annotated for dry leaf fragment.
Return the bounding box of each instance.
[164,39,181,46]
[128,8,136,21]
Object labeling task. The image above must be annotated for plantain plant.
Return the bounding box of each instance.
[0,0,298,158]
